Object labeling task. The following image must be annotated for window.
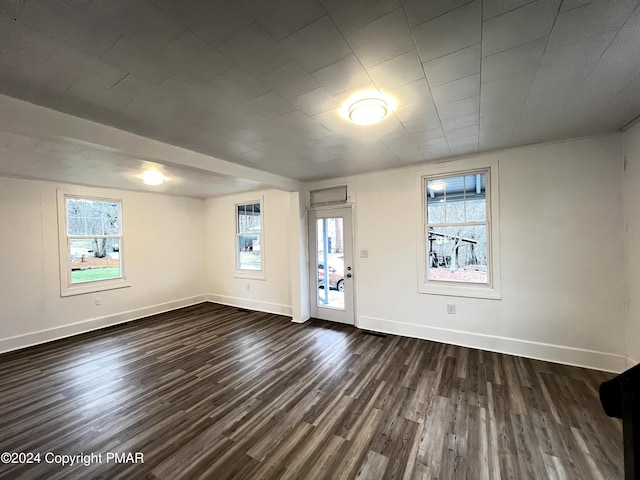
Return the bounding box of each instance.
[236,200,263,277]
[418,159,501,299]
[58,190,130,296]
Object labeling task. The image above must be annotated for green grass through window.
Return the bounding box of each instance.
[71,267,121,283]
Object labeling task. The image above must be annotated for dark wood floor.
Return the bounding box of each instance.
[0,303,623,479]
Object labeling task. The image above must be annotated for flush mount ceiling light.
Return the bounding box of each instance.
[347,97,389,125]
[140,170,167,186]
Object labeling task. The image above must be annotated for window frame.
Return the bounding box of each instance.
[417,158,501,299]
[57,189,130,297]
[234,197,265,280]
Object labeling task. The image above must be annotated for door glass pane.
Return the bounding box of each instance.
[317,217,344,309]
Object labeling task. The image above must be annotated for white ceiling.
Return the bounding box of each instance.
[0,0,639,197]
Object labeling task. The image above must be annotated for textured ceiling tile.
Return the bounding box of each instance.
[480,97,523,125]
[412,1,481,63]
[431,74,480,105]
[449,144,478,156]
[153,0,253,47]
[423,44,480,87]
[558,0,591,13]
[367,50,425,91]
[311,55,371,95]
[245,91,296,118]
[66,79,136,111]
[280,16,352,73]
[208,68,271,103]
[437,95,479,119]
[445,125,478,140]
[480,69,535,102]
[521,77,576,115]
[481,39,546,82]
[482,0,560,56]
[385,78,435,108]
[160,31,234,81]
[0,18,56,64]
[417,136,449,150]
[441,112,479,131]
[46,45,126,89]
[219,23,290,77]
[100,31,187,85]
[321,0,401,34]
[410,125,445,142]
[542,32,614,70]
[240,0,325,40]
[483,0,536,20]
[0,54,77,102]
[577,8,640,96]
[259,62,321,100]
[404,0,474,27]
[13,0,125,58]
[479,124,513,150]
[345,8,414,68]
[395,101,438,122]
[290,87,339,115]
[447,134,479,149]
[547,0,636,50]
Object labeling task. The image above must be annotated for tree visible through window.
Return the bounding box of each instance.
[236,201,262,271]
[425,172,489,284]
[66,197,122,284]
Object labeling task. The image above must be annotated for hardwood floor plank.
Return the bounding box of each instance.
[0,303,624,479]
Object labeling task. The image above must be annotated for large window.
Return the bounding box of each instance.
[426,172,488,284]
[58,190,130,296]
[236,200,263,275]
[419,160,501,299]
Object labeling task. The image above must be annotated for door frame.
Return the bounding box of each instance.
[308,205,355,325]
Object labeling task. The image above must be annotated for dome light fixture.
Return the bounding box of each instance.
[348,97,389,125]
[140,170,167,186]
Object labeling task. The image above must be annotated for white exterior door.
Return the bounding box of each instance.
[309,207,354,325]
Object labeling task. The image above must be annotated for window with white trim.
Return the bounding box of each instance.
[419,160,501,299]
[58,190,130,296]
[236,201,263,274]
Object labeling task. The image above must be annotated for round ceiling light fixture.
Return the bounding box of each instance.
[140,170,167,186]
[348,97,389,125]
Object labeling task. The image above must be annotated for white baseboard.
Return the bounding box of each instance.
[206,294,292,317]
[358,315,628,373]
[0,295,208,355]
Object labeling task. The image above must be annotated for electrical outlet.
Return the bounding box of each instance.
[447,304,456,315]
[245,283,250,291]
[95,298,102,306]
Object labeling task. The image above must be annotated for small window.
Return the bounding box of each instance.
[58,190,130,296]
[418,159,501,299]
[236,200,263,276]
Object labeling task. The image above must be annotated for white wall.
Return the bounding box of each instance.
[0,176,206,352]
[204,189,293,316]
[624,123,640,366]
[307,135,628,372]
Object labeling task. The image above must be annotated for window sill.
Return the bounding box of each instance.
[418,282,501,300]
[61,278,131,297]
[234,270,266,281]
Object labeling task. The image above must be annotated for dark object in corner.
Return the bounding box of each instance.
[600,363,640,480]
